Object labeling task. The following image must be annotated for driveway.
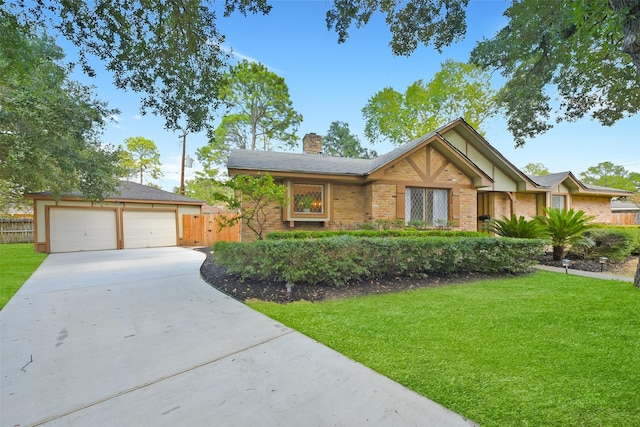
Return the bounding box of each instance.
[1,247,475,426]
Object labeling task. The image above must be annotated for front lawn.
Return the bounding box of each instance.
[249,271,640,426]
[0,243,47,309]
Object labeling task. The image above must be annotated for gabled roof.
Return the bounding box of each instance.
[228,121,493,186]
[26,181,204,205]
[436,119,540,191]
[227,118,632,197]
[527,171,583,189]
[527,172,632,196]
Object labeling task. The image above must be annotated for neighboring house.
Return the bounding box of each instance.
[227,118,631,241]
[26,181,204,253]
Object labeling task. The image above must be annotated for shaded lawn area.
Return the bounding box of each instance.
[0,244,47,309]
[249,270,640,426]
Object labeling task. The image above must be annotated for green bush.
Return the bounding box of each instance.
[266,229,484,240]
[484,215,546,238]
[576,227,640,260]
[214,236,546,287]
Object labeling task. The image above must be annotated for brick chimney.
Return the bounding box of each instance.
[302,133,323,155]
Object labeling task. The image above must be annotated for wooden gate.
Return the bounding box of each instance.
[182,213,240,246]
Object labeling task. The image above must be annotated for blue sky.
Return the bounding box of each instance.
[61,0,640,191]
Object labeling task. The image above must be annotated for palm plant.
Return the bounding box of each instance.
[484,215,546,238]
[535,208,595,260]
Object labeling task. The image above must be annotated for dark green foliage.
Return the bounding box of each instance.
[214,236,545,286]
[1,10,124,200]
[536,208,595,260]
[265,229,484,240]
[484,215,546,239]
[576,227,640,260]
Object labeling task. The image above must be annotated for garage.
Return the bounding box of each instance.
[49,208,118,253]
[123,210,177,249]
[28,181,204,253]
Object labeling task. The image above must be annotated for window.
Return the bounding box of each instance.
[552,195,566,210]
[293,184,324,214]
[405,188,449,226]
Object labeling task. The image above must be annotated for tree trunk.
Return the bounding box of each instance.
[634,258,640,288]
[610,0,640,74]
[552,245,565,261]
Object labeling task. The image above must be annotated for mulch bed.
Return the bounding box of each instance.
[197,247,637,304]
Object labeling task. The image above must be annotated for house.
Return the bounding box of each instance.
[227,118,632,241]
[26,181,204,253]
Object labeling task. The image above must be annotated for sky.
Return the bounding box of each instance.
[58,0,640,192]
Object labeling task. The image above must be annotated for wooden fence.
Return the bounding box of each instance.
[0,218,34,243]
[182,213,240,246]
[611,212,640,225]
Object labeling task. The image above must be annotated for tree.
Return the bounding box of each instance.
[0,10,123,201]
[522,163,550,176]
[579,162,637,192]
[205,60,303,164]
[213,173,288,240]
[470,0,640,146]
[362,60,497,146]
[327,0,640,146]
[119,137,163,185]
[327,0,468,56]
[323,121,376,158]
[536,208,595,260]
[175,176,233,206]
[13,0,267,134]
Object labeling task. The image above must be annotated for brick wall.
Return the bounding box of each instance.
[332,184,366,227]
[515,193,538,219]
[459,188,477,231]
[371,184,397,219]
[494,193,511,220]
[571,196,613,223]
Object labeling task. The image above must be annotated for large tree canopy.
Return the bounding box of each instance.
[0,10,123,200]
[13,0,272,133]
[579,162,640,192]
[328,0,640,145]
[323,121,376,159]
[362,60,496,146]
[470,0,640,146]
[200,60,302,165]
[119,136,163,185]
[13,1,639,146]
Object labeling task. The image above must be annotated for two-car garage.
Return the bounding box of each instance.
[28,181,204,253]
[48,208,178,253]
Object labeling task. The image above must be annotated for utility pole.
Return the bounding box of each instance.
[180,131,187,195]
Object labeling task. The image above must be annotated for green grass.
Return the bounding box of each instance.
[0,243,47,309]
[249,271,640,426]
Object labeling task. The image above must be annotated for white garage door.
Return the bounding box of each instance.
[123,210,177,249]
[50,208,118,253]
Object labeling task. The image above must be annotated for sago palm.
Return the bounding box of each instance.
[484,215,545,238]
[536,208,595,260]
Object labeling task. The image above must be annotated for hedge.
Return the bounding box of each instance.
[581,226,640,260]
[266,229,484,240]
[213,236,546,287]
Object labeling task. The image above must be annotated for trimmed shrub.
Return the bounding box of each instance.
[576,227,640,260]
[213,236,546,287]
[266,229,484,240]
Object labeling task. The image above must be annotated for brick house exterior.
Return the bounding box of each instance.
[227,119,630,241]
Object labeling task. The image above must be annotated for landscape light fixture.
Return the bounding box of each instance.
[562,259,570,274]
[599,257,608,272]
[286,282,293,302]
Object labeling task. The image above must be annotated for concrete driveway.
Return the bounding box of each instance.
[1,247,475,426]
